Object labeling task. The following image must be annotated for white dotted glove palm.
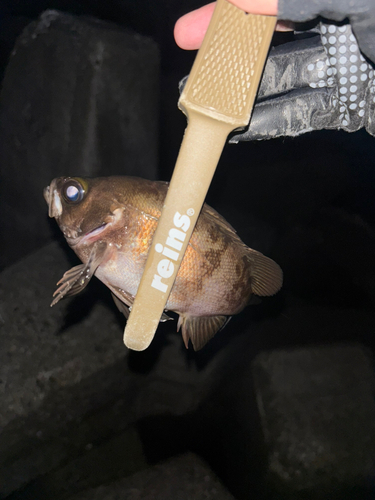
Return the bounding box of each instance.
[226,22,375,141]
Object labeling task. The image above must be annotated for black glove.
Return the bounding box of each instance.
[179,22,375,141]
[231,22,375,141]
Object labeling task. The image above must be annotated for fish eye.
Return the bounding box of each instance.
[62,179,86,204]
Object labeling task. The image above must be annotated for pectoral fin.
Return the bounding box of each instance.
[51,241,108,306]
[177,314,231,351]
[110,286,172,322]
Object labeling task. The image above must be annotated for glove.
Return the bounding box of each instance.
[231,22,375,141]
[179,22,375,141]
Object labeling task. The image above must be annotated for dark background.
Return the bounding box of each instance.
[1,1,375,499]
[1,0,375,238]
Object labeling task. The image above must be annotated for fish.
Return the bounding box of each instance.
[44,176,283,350]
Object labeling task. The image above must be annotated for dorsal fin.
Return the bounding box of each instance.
[248,249,283,296]
[177,314,231,350]
[201,205,243,244]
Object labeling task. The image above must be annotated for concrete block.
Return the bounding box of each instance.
[69,453,236,500]
[0,10,160,268]
[0,242,213,497]
[252,343,375,497]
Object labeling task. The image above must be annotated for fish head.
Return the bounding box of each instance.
[44,176,125,247]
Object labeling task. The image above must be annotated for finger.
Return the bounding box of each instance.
[257,36,328,99]
[228,0,278,15]
[174,3,216,50]
[229,87,337,141]
[174,0,280,50]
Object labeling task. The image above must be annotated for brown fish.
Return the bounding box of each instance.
[44,176,282,350]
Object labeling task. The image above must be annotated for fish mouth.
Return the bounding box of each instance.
[83,223,108,242]
[75,208,123,246]
[67,222,109,247]
[44,181,63,218]
[43,185,50,205]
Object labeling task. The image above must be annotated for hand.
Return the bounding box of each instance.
[174,0,279,50]
[178,21,375,139]
[230,22,375,140]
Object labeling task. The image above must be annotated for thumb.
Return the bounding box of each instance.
[174,0,278,50]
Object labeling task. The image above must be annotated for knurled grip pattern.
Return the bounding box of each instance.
[185,3,275,120]
[124,0,276,351]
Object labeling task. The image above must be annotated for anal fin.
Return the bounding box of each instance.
[177,314,231,351]
[109,285,172,323]
[111,292,131,319]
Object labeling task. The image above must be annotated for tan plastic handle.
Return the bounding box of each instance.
[124,0,276,351]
